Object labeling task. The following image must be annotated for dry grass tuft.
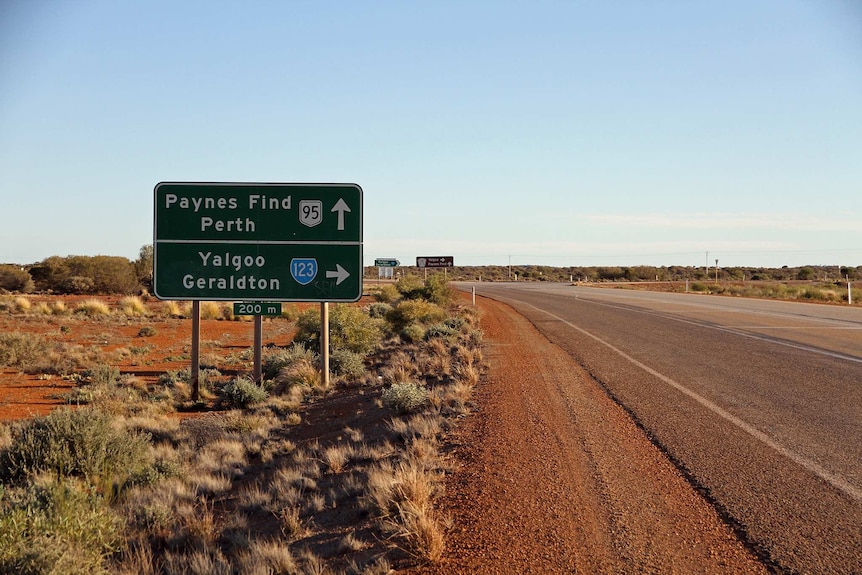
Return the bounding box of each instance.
[13,296,31,313]
[199,301,224,320]
[74,298,111,316]
[119,296,148,317]
[322,444,355,474]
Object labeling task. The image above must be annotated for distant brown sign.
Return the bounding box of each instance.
[416,256,454,268]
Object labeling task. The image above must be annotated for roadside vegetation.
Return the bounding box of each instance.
[0,274,484,574]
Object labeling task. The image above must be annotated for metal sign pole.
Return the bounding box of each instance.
[321,302,330,386]
[254,315,263,383]
[191,301,201,401]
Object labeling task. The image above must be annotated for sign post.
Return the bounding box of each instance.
[154,182,363,394]
[416,256,454,268]
[375,258,399,281]
[417,256,454,280]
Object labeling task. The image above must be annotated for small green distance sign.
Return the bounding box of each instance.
[153,182,363,302]
[233,302,282,316]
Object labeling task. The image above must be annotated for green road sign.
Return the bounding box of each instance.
[233,302,283,316]
[154,182,362,302]
[374,258,399,267]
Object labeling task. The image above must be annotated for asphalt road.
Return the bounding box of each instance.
[468,283,862,574]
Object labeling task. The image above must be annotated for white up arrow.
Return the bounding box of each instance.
[331,198,351,231]
[326,264,350,285]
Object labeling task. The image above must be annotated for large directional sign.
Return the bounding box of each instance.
[154,182,362,302]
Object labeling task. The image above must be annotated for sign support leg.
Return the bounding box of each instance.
[191,301,201,401]
[321,302,330,387]
[254,315,263,384]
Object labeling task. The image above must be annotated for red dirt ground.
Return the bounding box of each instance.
[0,296,296,420]
[2,293,769,573]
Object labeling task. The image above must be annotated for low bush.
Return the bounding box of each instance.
[221,376,268,408]
[368,302,392,318]
[400,323,426,343]
[372,284,400,304]
[330,349,366,380]
[294,305,384,356]
[424,323,457,341]
[386,300,447,332]
[0,478,124,575]
[137,326,157,337]
[0,407,151,485]
[0,332,50,368]
[262,343,318,380]
[85,365,121,387]
[382,383,429,414]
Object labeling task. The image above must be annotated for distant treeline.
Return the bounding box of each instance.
[2,247,858,295]
[0,246,153,294]
[369,264,861,284]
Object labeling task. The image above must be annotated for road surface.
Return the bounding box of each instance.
[469,283,861,573]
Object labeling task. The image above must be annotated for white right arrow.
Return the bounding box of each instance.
[326,264,350,285]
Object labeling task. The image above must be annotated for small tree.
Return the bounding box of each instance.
[797,267,815,281]
[134,244,154,292]
[0,265,33,292]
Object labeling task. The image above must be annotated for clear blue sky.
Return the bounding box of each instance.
[2,0,860,268]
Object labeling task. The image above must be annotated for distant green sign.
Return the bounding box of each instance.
[374,258,399,267]
[154,182,363,302]
[233,302,282,316]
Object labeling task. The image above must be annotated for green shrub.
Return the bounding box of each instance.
[294,305,383,356]
[368,302,392,319]
[158,368,189,386]
[0,478,123,575]
[372,284,400,304]
[395,275,426,300]
[221,376,268,408]
[424,323,457,340]
[395,275,452,304]
[386,300,448,331]
[382,382,429,414]
[0,332,50,368]
[262,343,318,380]
[0,407,151,484]
[400,323,427,343]
[137,326,157,337]
[84,365,121,387]
[329,349,365,380]
[423,275,452,305]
